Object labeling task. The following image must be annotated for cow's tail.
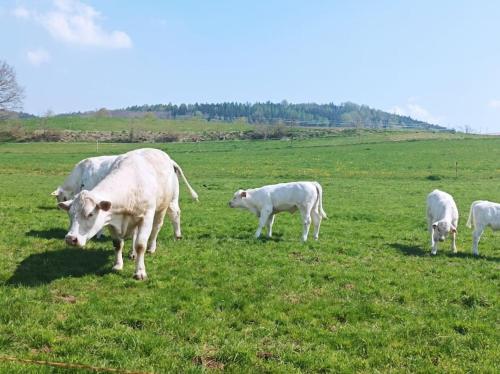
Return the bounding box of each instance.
[466,202,476,228]
[172,160,199,201]
[314,182,327,219]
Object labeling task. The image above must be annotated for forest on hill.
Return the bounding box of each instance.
[119,101,446,130]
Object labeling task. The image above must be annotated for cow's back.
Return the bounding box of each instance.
[427,189,458,221]
[95,149,177,214]
[80,155,118,190]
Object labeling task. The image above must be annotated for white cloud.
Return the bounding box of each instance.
[27,48,51,66]
[13,6,30,19]
[488,99,500,109]
[13,0,132,49]
[388,101,442,124]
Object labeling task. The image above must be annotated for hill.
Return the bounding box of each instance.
[118,101,447,130]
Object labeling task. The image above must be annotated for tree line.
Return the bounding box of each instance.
[124,101,445,130]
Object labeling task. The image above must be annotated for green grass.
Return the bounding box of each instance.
[6,116,253,133]
[0,134,498,372]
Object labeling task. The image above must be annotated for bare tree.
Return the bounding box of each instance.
[0,61,24,118]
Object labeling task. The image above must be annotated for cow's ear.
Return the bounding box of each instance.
[51,188,60,196]
[98,201,112,211]
[240,191,247,198]
[58,200,73,211]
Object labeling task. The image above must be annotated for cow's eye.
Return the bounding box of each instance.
[88,213,94,218]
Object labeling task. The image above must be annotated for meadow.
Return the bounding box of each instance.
[0,134,498,372]
[8,116,253,133]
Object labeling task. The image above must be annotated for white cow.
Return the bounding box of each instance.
[52,155,118,238]
[426,189,459,255]
[51,155,118,203]
[466,200,500,255]
[229,181,327,242]
[58,148,198,280]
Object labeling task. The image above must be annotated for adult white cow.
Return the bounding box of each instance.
[58,148,198,280]
[52,155,118,239]
[466,200,500,255]
[426,189,459,255]
[229,181,327,242]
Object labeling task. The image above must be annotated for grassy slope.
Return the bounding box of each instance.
[0,135,498,372]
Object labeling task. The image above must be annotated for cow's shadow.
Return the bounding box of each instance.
[390,242,499,262]
[7,248,113,287]
[25,228,110,242]
[389,243,427,257]
[25,228,67,240]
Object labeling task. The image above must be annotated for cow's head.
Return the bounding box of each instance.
[432,220,456,242]
[228,189,248,208]
[58,190,112,247]
[51,186,73,203]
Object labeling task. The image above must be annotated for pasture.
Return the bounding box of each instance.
[0,135,498,372]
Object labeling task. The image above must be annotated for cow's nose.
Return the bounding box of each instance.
[65,235,78,246]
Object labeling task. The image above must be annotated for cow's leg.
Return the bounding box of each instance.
[266,214,275,238]
[133,211,154,280]
[472,227,483,256]
[129,227,138,260]
[167,200,182,240]
[256,207,272,238]
[107,227,124,270]
[451,231,457,253]
[147,209,168,253]
[311,209,322,240]
[430,227,438,255]
[112,238,124,271]
[300,205,313,242]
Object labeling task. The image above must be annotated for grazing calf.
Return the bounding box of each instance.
[59,148,198,280]
[229,181,327,242]
[466,200,500,255]
[426,189,459,255]
[51,155,118,203]
[52,155,117,239]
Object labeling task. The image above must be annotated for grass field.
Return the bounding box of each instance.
[8,116,253,133]
[0,134,498,372]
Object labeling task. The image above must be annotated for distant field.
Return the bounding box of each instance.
[0,134,498,372]
[8,115,253,133]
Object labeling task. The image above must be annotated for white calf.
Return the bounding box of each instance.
[229,181,327,242]
[426,189,459,255]
[466,200,500,255]
[52,155,117,239]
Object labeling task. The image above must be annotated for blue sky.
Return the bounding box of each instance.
[2,0,500,132]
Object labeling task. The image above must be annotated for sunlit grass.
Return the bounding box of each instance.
[0,134,498,372]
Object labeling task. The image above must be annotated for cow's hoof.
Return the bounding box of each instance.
[129,252,136,260]
[133,271,147,280]
[175,236,182,240]
[112,264,123,271]
[431,251,437,256]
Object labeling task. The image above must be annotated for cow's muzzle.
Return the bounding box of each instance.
[65,235,79,246]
